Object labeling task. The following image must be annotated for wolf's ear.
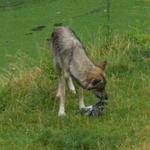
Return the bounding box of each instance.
[98,60,107,70]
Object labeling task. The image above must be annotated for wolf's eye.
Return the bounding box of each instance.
[92,79,103,86]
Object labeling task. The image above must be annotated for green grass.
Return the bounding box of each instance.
[0,0,150,149]
[0,32,150,149]
[0,0,150,70]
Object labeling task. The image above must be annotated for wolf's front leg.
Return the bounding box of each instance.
[56,81,61,98]
[79,87,85,109]
[67,76,76,94]
[58,71,66,116]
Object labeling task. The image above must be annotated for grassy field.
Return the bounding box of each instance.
[0,0,150,149]
[0,0,150,70]
[0,32,150,149]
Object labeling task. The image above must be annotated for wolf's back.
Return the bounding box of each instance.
[51,26,83,55]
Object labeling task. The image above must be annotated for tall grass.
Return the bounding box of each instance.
[0,33,150,150]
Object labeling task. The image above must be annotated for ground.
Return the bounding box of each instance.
[0,0,150,149]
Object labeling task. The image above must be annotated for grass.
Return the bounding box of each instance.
[0,32,150,150]
[0,0,150,69]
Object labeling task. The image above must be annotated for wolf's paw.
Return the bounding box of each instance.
[80,105,93,116]
[58,112,66,117]
[71,89,76,94]
[56,93,61,98]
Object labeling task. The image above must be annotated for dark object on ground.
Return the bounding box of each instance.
[25,32,33,35]
[32,25,45,31]
[54,23,63,27]
[0,2,24,8]
[46,38,51,41]
[80,98,108,116]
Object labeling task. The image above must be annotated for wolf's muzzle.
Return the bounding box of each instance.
[95,91,108,100]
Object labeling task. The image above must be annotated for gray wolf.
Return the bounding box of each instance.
[51,26,108,116]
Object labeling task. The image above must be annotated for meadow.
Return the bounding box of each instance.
[0,33,150,149]
[0,0,150,149]
[0,0,150,69]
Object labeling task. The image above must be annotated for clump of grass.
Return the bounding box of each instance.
[0,33,150,149]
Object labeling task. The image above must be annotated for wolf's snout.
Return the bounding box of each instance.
[95,91,108,100]
[103,93,108,100]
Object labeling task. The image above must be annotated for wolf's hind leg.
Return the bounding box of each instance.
[55,63,62,98]
[58,70,66,116]
[79,87,85,109]
[67,76,76,94]
[56,81,61,98]
[54,63,66,116]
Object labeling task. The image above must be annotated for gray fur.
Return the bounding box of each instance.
[51,26,107,116]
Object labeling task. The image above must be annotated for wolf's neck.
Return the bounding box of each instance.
[69,48,97,88]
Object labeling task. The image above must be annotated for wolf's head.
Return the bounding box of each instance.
[87,61,108,100]
[94,61,108,100]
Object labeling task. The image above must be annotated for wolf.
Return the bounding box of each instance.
[51,26,108,116]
